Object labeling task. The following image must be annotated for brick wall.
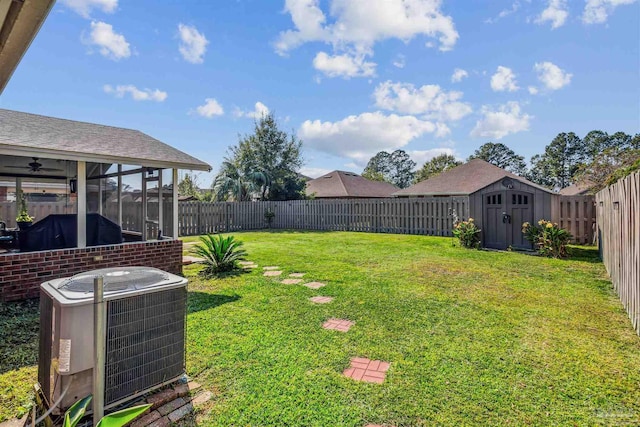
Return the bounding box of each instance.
[0,239,183,301]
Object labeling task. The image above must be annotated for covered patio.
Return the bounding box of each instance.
[0,108,210,301]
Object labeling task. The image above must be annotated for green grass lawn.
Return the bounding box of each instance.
[2,231,640,426]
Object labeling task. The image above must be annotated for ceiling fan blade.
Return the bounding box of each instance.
[37,167,64,172]
[5,165,30,169]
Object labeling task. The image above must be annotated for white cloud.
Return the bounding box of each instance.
[470,102,532,140]
[536,0,569,29]
[275,0,458,78]
[313,52,376,78]
[373,81,472,122]
[485,2,520,24]
[299,167,334,178]
[409,148,457,166]
[276,0,459,54]
[490,66,519,92]
[534,61,572,90]
[451,68,468,83]
[61,0,117,18]
[194,98,224,118]
[392,54,406,69]
[583,0,637,24]
[178,24,208,64]
[528,86,539,95]
[86,21,130,60]
[234,102,270,119]
[103,84,167,102]
[299,111,439,163]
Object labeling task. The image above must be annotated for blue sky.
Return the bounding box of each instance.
[1,0,638,185]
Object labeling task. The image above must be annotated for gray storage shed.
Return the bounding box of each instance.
[394,159,555,250]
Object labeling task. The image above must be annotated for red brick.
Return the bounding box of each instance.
[378,362,391,372]
[157,397,186,416]
[146,416,170,427]
[167,402,193,422]
[130,410,161,427]
[146,388,178,410]
[362,375,385,384]
[367,360,380,371]
[352,368,365,381]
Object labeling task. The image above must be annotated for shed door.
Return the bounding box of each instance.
[507,191,533,249]
[484,191,506,249]
[483,190,534,250]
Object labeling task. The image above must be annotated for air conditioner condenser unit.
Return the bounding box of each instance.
[38,267,188,413]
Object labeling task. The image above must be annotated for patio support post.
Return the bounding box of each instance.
[141,172,147,241]
[172,169,178,238]
[77,161,86,248]
[15,177,21,220]
[117,164,122,228]
[97,164,103,215]
[158,170,163,238]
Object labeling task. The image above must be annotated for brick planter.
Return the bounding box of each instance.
[0,239,183,301]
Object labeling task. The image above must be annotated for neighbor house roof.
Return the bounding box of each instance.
[394,159,553,196]
[306,170,398,198]
[0,109,211,171]
[558,180,594,196]
[0,0,55,94]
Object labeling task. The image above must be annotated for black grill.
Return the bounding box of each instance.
[104,287,186,405]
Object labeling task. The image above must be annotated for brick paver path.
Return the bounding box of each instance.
[263,266,280,270]
[263,270,283,277]
[309,296,333,304]
[281,278,303,284]
[343,357,390,384]
[289,273,305,278]
[303,281,326,289]
[322,318,354,332]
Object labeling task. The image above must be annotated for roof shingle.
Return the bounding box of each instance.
[394,159,552,196]
[306,170,398,198]
[0,109,210,171]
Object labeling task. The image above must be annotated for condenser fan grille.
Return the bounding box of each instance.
[59,267,169,293]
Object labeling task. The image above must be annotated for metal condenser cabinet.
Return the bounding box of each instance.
[38,267,187,413]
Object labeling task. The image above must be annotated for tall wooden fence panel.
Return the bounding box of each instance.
[0,201,76,228]
[554,195,596,244]
[596,171,640,335]
[177,197,469,237]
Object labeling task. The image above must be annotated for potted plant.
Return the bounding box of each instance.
[16,196,34,230]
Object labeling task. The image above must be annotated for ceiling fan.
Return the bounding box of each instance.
[6,157,64,173]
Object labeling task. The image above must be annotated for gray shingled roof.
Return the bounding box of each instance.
[394,159,553,196]
[558,180,593,195]
[0,109,210,171]
[306,170,398,198]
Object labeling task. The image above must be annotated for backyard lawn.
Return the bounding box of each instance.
[2,231,640,426]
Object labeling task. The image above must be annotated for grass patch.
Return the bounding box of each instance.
[1,232,639,425]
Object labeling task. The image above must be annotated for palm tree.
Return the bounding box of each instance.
[213,160,270,201]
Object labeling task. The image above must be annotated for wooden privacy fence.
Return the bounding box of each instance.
[596,171,640,335]
[0,201,76,228]
[554,195,596,244]
[178,197,470,237]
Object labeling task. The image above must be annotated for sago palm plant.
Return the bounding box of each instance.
[191,234,248,277]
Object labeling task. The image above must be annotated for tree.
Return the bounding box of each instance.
[414,154,462,183]
[574,147,640,193]
[467,142,527,175]
[528,132,584,189]
[212,159,270,201]
[583,130,635,162]
[362,149,416,188]
[177,173,201,198]
[215,112,306,201]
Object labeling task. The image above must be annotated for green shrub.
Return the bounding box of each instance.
[522,220,572,258]
[191,234,247,277]
[453,218,481,249]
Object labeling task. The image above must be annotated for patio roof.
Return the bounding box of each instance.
[0,0,55,94]
[0,109,211,171]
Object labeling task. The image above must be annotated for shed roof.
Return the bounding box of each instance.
[0,109,211,171]
[394,159,553,196]
[306,170,398,198]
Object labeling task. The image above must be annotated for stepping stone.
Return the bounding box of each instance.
[343,357,390,384]
[263,270,283,277]
[238,261,255,266]
[309,296,333,304]
[242,264,257,269]
[263,266,280,270]
[322,318,354,332]
[281,278,303,285]
[303,281,326,289]
[182,256,205,265]
[289,273,305,278]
